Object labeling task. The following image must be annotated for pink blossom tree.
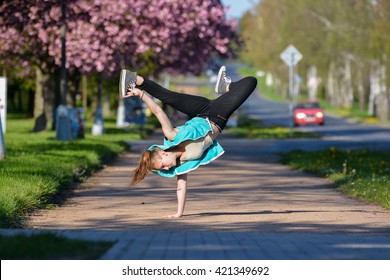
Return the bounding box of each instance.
[0,0,239,132]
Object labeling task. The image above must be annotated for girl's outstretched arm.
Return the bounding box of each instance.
[125,88,177,141]
[163,173,188,219]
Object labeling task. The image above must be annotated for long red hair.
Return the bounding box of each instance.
[131,148,162,185]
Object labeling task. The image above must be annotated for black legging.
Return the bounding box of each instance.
[139,76,257,130]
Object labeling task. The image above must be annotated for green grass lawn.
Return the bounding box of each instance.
[228,125,319,139]
[0,116,150,227]
[280,148,390,209]
[0,232,114,260]
[227,116,319,139]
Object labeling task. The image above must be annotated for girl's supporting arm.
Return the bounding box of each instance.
[163,173,188,219]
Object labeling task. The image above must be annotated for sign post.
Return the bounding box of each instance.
[280,44,303,137]
[0,77,6,159]
[0,117,5,160]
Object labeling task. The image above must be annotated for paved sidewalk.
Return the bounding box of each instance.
[104,231,390,260]
[2,129,390,259]
[1,229,390,260]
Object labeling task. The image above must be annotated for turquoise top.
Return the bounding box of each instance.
[148,117,225,178]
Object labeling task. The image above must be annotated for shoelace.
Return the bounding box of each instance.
[127,81,136,91]
[223,75,231,84]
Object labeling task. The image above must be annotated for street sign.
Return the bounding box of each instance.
[280,44,302,66]
[280,45,303,138]
[0,77,6,133]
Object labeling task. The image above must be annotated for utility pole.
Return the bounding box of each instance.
[56,0,72,141]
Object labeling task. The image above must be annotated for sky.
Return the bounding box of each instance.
[221,0,257,19]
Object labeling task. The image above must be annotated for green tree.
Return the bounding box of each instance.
[239,0,389,121]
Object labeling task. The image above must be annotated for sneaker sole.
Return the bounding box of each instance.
[215,66,226,93]
[119,69,127,98]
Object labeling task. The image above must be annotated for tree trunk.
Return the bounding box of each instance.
[82,75,88,115]
[33,67,50,132]
[341,57,353,108]
[67,72,81,107]
[307,65,320,101]
[17,88,22,112]
[91,73,104,135]
[274,76,281,98]
[356,63,366,111]
[368,60,380,116]
[103,80,111,117]
[376,62,388,121]
[326,61,337,105]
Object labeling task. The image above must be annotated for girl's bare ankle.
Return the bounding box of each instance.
[136,76,144,86]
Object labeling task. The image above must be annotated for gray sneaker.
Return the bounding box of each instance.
[119,69,137,97]
[215,66,231,94]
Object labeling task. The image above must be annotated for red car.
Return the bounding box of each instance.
[293,101,325,126]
